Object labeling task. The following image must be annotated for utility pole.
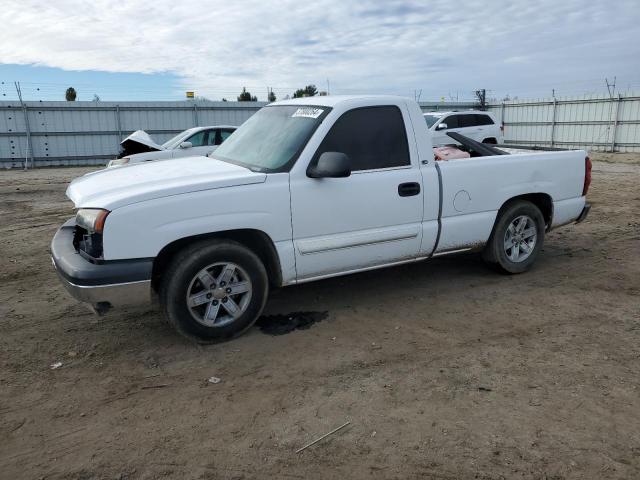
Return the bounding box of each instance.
[15,81,35,169]
[610,93,621,152]
[605,77,616,97]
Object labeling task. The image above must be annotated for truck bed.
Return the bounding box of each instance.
[433,148,587,253]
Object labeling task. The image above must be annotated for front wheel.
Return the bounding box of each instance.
[160,240,268,343]
[482,200,545,274]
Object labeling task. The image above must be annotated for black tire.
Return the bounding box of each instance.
[482,138,497,144]
[482,200,545,274]
[159,239,268,343]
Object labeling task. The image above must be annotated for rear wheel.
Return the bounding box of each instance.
[482,200,545,274]
[160,240,268,342]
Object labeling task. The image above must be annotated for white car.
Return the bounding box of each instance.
[107,125,237,167]
[52,96,591,342]
[424,110,503,146]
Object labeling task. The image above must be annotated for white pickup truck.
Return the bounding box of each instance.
[51,96,591,342]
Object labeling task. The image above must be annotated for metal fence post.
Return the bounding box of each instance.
[550,97,557,147]
[193,103,199,126]
[15,82,35,168]
[115,104,122,151]
[610,94,621,152]
[22,104,34,169]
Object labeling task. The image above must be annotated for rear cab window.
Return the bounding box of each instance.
[314,106,410,171]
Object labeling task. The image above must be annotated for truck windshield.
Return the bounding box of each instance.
[211,105,329,172]
[423,114,441,128]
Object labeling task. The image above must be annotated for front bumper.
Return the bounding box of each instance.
[575,203,591,224]
[51,218,154,313]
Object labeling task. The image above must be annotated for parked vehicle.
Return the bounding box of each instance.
[52,96,591,342]
[107,125,237,167]
[424,110,503,146]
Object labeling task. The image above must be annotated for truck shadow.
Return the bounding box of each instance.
[264,251,491,313]
[113,244,581,346]
[261,243,584,321]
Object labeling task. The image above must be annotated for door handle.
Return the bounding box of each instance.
[398,182,421,197]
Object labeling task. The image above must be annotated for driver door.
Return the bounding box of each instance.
[289,105,423,280]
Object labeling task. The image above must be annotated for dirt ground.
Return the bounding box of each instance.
[1,154,639,480]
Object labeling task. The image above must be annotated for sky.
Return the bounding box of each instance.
[1,0,639,102]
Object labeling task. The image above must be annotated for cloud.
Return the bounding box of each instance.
[1,0,639,100]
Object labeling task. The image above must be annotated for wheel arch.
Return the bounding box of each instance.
[497,193,553,230]
[151,229,283,293]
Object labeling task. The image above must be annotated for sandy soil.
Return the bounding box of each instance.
[589,151,640,165]
[1,157,639,479]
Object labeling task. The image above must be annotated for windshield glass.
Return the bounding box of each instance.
[162,128,198,149]
[423,114,442,128]
[211,105,328,172]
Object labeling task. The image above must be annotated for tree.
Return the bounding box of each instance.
[292,85,318,98]
[268,90,276,102]
[237,87,257,102]
[92,94,100,102]
[65,87,77,101]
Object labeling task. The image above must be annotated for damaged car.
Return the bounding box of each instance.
[108,125,237,167]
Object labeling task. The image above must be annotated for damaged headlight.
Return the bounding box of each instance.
[75,209,110,259]
[107,157,130,167]
[76,208,110,234]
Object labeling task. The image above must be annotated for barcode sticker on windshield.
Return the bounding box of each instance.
[292,107,324,119]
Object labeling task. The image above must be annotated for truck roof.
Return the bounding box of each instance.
[423,110,495,117]
[273,95,411,108]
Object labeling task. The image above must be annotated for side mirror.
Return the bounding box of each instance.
[179,141,192,149]
[436,123,448,130]
[307,152,351,178]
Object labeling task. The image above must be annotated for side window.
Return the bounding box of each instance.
[206,129,218,146]
[475,114,494,125]
[442,115,459,129]
[187,130,207,147]
[218,129,234,144]
[458,114,477,128]
[314,106,410,171]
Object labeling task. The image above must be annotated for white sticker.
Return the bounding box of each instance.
[292,107,324,119]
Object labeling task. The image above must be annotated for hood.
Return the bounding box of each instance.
[120,130,165,155]
[67,156,267,210]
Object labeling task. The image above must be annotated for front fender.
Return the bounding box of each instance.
[102,175,292,261]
